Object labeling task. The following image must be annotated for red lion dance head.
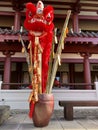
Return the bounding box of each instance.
[24,1,54,33]
[24,0,54,92]
[24,1,54,118]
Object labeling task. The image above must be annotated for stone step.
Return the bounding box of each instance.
[0,105,10,125]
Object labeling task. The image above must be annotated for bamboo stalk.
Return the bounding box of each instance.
[19,34,32,82]
[46,28,58,93]
[48,10,71,93]
[46,37,55,93]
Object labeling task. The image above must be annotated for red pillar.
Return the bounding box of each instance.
[81,53,91,89]
[72,12,79,33]
[3,52,11,89]
[14,11,21,31]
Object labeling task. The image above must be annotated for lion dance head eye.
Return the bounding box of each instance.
[28,11,33,17]
[25,2,36,19]
[44,5,54,25]
[46,11,53,23]
[46,13,51,19]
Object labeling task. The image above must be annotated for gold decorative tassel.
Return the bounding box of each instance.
[28,41,31,49]
[28,91,34,102]
[21,47,25,53]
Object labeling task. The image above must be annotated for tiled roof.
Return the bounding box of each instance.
[1,28,98,38]
[0,28,28,35]
[0,28,98,44]
[65,31,98,45]
[67,31,98,38]
[0,28,28,42]
[0,28,98,53]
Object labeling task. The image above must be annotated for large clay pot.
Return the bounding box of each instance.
[33,93,54,127]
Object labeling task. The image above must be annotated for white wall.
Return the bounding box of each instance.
[0,87,98,110]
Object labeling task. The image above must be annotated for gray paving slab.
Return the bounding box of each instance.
[0,108,98,130]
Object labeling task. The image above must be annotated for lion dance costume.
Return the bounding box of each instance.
[24,1,54,118]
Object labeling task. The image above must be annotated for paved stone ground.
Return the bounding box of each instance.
[0,108,98,130]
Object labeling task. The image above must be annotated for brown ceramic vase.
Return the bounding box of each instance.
[33,93,54,127]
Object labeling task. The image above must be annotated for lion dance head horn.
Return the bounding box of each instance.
[36,1,44,15]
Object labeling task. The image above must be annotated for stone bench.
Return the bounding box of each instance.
[0,105,10,125]
[59,100,98,120]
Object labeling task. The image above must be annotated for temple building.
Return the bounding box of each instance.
[0,0,98,90]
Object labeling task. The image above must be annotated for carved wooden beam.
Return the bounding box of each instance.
[65,37,98,45]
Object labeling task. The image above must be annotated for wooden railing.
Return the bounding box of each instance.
[2,83,30,86]
[1,82,95,89]
[53,82,95,89]
[1,83,30,89]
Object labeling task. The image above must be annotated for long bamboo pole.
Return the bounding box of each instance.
[46,28,58,93]
[46,37,55,93]
[48,10,71,93]
[19,35,33,81]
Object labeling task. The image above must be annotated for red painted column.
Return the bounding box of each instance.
[72,12,79,33]
[81,53,91,89]
[3,51,11,89]
[14,11,21,31]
